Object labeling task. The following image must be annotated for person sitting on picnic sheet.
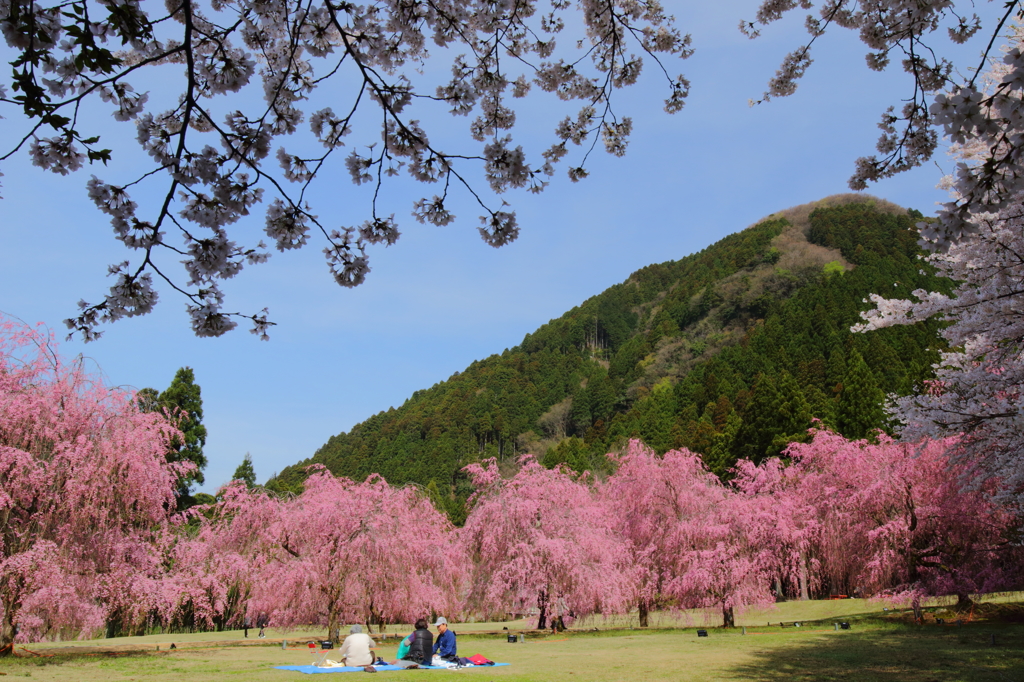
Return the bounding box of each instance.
[432,616,458,663]
[393,618,433,668]
[337,624,376,667]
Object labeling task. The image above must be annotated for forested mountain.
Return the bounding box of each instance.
[270,195,952,522]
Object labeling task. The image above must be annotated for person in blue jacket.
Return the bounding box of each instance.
[431,617,458,663]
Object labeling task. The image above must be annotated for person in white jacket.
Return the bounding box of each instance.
[337,625,376,667]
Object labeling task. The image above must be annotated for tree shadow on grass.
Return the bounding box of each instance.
[727,624,1024,682]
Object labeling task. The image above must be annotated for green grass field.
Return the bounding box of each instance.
[4,597,1024,681]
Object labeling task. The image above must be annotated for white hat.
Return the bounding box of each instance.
[434,617,448,626]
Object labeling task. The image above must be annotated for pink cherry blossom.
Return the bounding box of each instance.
[199,469,465,640]
[461,456,628,628]
[0,316,184,654]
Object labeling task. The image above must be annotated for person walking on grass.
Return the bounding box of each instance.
[256,613,268,638]
[432,617,458,663]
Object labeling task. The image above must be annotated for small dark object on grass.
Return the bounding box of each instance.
[170,644,176,650]
[321,641,333,650]
[697,630,708,638]
[840,623,850,630]
[507,633,516,643]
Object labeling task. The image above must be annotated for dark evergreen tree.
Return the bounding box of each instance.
[733,373,781,462]
[769,371,813,455]
[141,367,209,509]
[232,453,257,488]
[542,436,588,472]
[733,371,811,462]
[835,350,887,440]
[134,387,160,413]
[637,380,677,453]
[588,372,618,424]
[569,386,593,436]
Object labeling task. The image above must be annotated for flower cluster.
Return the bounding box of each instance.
[323,228,370,288]
[478,211,519,247]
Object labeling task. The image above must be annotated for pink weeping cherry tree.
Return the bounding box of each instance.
[202,468,465,642]
[156,529,256,633]
[0,316,185,654]
[602,441,774,628]
[461,456,628,629]
[735,429,1023,611]
[729,455,826,603]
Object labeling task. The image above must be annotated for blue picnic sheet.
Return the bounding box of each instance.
[275,663,510,674]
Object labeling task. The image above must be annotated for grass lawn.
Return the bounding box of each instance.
[4,599,1024,681]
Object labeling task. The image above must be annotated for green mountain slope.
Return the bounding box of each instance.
[270,195,951,521]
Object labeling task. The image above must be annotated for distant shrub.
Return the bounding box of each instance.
[823,260,846,276]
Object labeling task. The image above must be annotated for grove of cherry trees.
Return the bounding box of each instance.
[2,317,1021,655]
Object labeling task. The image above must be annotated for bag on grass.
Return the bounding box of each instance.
[467,654,494,666]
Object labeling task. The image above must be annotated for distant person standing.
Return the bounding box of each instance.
[256,613,269,638]
[431,617,458,663]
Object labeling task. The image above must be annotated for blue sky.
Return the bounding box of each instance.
[0,1,1003,491]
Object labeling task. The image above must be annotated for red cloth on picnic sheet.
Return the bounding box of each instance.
[466,654,494,666]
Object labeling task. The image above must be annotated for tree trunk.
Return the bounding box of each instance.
[327,605,340,644]
[0,595,17,658]
[774,577,784,602]
[368,606,387,634]
[955,593,974,612]
[798,551,810,601]
[638,600,649,628]
[536,590,548,630]
[911,597,923,623]
[722,604,735,628]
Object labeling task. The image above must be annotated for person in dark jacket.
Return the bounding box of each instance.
[256,613,269,638]
[394,618,433,668]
